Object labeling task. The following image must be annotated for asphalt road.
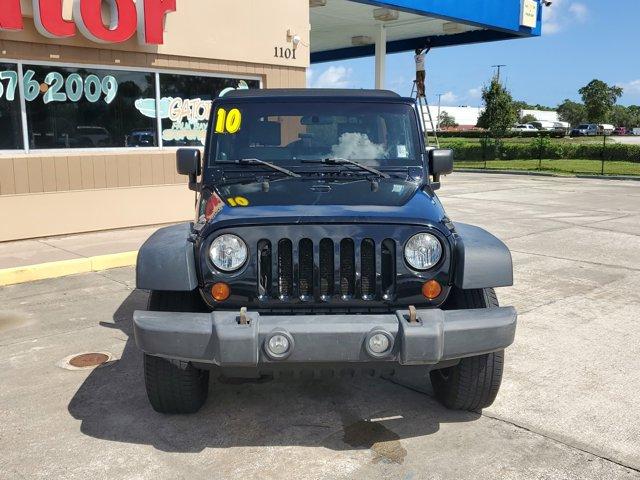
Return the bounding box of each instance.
[611,135,640,145]
[1,173,639,480]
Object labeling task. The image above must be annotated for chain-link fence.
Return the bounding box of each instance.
[439,134,640,177]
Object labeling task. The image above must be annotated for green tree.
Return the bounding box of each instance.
[476,75,518,139]
[557,99,586,127]
[578,79,623,123]
[513,101,528,113]
[520,114,537,124]
[610,105,631,128]
[438,111,458,129]
[627,106,640,128]
[514,100,554,112]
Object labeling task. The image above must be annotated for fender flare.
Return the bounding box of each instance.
[136,223,198,292]
[452,222,513,290]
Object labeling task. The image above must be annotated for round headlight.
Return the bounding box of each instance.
[209,234,248,272]
[404,233,442,270]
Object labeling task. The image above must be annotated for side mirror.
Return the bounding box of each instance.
[428,149,454,189]
[177,148,201,191]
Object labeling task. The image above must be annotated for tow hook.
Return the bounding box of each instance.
[407,305,419,323]
[237,307,250,325]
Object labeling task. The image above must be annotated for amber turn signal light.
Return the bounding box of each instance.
[211,282,231,301]
[422,280,442,300]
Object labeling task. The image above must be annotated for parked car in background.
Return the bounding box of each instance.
[598,124,615,136]
[530,120,556,132]
[127,130,157,147]
[570,124,598,137]
[553,121,571,136]
[613,127,627,136]
[76,126,111,147]
[512,124,538,133]
[632,128,640,136]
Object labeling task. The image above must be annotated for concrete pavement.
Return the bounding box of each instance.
[611,135,640,145]
[0,224,163,270]
[1,173,639,479]
[0,225,166,285]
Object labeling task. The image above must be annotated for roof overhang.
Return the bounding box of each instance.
[311,0,543,63]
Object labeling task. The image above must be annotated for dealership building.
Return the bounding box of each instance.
[0,0,542,241]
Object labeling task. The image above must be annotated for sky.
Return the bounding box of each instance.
[307,0,640,109]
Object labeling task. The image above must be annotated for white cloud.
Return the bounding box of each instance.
[542,0,563,34]
[543,0,589,34]
[311,66,353,88]
[440,91,458,104]
[467,87,482,100]
[569,3,588,21]
[618,80,640,96]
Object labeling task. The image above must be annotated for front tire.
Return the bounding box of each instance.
[143,290,209,414]
[430,288,505,412]
[144,354,209,414]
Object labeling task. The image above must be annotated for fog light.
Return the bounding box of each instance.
[268,335,289,355]
[265,331,294,359]
[365,330,394,358]
[369,333,390,354]
[211,282,230,301]
[422,280,442,300]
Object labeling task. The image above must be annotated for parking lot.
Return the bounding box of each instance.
[1,173,639,480]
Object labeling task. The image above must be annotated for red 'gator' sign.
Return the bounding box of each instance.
[0,0,176,45]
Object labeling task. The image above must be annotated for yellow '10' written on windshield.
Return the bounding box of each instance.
[214,108,242,134]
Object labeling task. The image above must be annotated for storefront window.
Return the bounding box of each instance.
[158,74,259,147]
[24,65,156,149]
[0,63,23,150]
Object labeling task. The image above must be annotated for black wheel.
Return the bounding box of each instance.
[143,290,209,414]
[144,354,209,414]
[430,287,505,412]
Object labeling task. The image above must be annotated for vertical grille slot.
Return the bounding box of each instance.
[381,239,396,299]
[257,240,271,299]
[361,239,376,299]
[278,239,293,298]
[340,239,355,298]
[298,239,314,299]
[319,239,334,298]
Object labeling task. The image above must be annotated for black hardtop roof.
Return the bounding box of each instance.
[223,88,411,103]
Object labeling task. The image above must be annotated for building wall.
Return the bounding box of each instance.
[10,0,310,69]
[0,1,309,242]
[421,105,561,130]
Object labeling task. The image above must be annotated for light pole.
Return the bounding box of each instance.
[492,64,506,81]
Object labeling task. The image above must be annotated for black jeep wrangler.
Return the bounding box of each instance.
[133,89,516,414]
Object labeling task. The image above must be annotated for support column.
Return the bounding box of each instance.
[374,25,386,90]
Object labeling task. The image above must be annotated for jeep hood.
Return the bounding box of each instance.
[207,177,448,229]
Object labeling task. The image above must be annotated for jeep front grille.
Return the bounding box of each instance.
[339,239,355,298]
[259,237,397,302]
[277,239,293,298]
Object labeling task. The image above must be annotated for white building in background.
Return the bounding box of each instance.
[420,105,560,131]
[520,109,559,123]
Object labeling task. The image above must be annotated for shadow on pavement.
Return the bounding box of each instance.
[68,291,480,455]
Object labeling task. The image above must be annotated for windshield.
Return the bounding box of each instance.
[578,124,590,129]
[208,101,422,168]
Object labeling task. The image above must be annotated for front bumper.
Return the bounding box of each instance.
[133,307,517,367]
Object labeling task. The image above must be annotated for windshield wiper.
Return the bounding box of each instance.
[217,158,300,178]
[302,158,389,179]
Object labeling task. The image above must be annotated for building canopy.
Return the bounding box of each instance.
[311,0,542,63]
